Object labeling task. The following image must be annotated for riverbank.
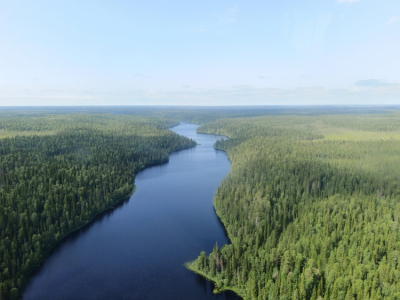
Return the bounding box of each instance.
[184,129,245,299]
[185,261,247,300]
[20,143,197,298]
[23,122,235,300]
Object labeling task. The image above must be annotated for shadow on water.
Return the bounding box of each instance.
[40,194,131,259]
[213,207,232,244]
[194,275,241,300]
[195,274,208,295]
[38,160,172,265]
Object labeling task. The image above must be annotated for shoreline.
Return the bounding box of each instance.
[185,127,245,299]
[21,141,196,298]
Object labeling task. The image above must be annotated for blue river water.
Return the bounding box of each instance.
[23,123,240,300]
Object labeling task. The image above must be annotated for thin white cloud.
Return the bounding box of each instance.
[219,7,238,24]
[388,16,400,25]
[355,79,394,87]
[232,84,253,89]
[2,84,400,106]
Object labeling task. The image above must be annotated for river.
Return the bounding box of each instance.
[23,123,240,300]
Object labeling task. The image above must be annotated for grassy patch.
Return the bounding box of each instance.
[323,130,400,141]
[0,130,57,139]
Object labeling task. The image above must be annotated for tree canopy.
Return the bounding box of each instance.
[188,112,400,300]
[0,114,195,299]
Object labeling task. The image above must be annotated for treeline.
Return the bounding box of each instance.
[0,114,196,300]
[4,106,394,127]
[188,113,400,299]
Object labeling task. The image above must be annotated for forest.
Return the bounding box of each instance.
[2,107,400,300]
[0,113,196,300]
[187,111,400,300]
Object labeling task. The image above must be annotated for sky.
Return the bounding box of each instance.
[0,0,399,106]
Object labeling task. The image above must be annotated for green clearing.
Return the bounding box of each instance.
[321,128,400,141]
[0,129,57,139]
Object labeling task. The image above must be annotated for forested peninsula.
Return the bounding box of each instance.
[188,112,400,299]
[0,113,196,299]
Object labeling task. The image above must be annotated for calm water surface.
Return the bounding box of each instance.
[23,123,240,300]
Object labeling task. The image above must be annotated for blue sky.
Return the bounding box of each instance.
[1,0,399,106]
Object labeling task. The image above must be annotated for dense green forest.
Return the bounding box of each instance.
[187,112,400,299]
[2,107,400,300]
[0,113,196,300]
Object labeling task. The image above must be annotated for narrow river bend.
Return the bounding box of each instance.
[23,123,240,300]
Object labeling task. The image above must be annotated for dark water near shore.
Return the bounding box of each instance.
[23,123,240,300]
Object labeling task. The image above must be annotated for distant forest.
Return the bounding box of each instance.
[1,106,400,300]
